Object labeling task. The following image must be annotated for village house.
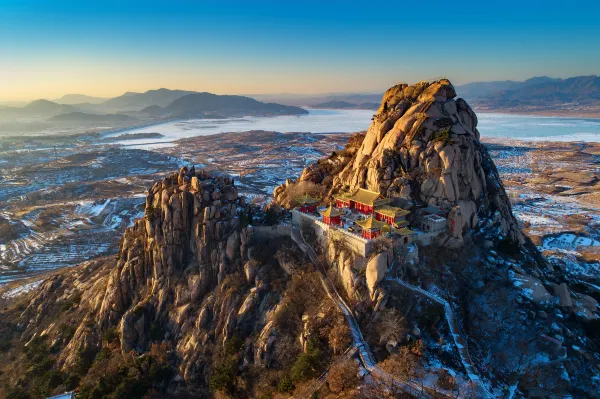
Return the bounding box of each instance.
[421,214,446,233]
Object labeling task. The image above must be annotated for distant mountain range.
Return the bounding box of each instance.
[0,89,307,121]
[455,75,600,111]
[3,75,599,122]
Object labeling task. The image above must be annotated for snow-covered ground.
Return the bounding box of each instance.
[1,279,41,299]
[542,233,600,251]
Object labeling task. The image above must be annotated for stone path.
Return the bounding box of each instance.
[384,277,493,398]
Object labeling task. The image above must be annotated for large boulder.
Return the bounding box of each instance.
[553,283,573,308]
[366,251,391,297]
[510,271,554,307]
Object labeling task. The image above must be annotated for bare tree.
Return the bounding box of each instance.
[376,308,409,344]
[327,358,360,394]
[380,346,423,384]
[328,322,351,355]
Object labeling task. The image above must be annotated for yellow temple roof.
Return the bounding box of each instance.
[294,194,320,205]
[356,216,386,230]
[348,188,382,206]
[375,205,411,218]
[333,192,351,201]
[321,205,341,217]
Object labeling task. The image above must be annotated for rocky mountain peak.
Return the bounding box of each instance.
[97,167,249,329]
[276,79,523,247]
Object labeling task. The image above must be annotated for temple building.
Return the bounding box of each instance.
[321,205,342,226]
[334,192,351,209]
[356,216,389,239]
[294,194,320,213]
[374,205,410,227]
[334,188,390,214]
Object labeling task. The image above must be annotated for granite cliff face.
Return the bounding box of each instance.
[58,168,258,373]
[276,79,523,246]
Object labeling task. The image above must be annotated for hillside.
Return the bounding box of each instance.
[164,92,308,118]
[0,99,77,118]
[101,88,197,110]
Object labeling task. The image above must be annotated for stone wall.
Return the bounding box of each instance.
[291,210,371,257]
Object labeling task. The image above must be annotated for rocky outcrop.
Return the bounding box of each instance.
[275,79,523,246]
[98,168,249,328]
[327,242,365,299]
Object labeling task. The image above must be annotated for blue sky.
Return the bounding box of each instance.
[1,0,599,100]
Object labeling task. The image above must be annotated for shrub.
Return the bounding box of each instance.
[278,374,294,393]
[291,340,321,383]
[224,334,244,356]
[102,327,119,344]
[430,128,453,145]
[6,386,28,399]
[209,358,237,393]
[60,324,78,342]
[77,351,172,399]
[73,347,97,377]
[328,322,351,355]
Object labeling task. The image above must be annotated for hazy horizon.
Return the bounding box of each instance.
[2,0,599,102]
[2,74,599,105]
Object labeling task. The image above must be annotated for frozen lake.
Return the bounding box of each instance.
[107,109,374,148]
[477,113,600,142]
[109,108,600,149]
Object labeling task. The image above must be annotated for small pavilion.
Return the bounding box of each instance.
[321,205,342,226]
[356,216,388,239]
[294,194,320,213]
